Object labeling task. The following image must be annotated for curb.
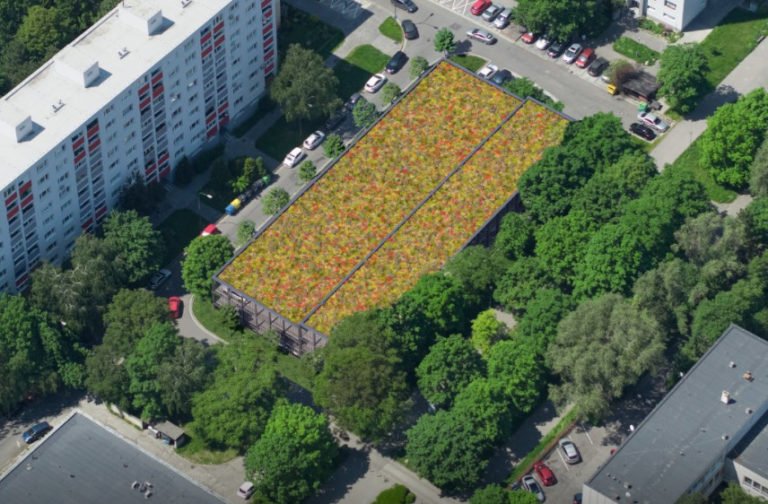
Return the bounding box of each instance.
[186,295,228,345]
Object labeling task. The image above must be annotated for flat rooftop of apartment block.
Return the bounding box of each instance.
[0,0,232,188]
[585,325,768,504]
[0,413,224,504]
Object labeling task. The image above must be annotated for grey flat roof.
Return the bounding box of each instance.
[585,325,768,504]
[0,413,224,504]
[733,407,768,479]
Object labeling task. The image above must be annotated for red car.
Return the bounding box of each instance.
[521,31,538,44]
[575,48,595,68]
[201,224,221,236]
[470,0,491,15]
[533,461,557,486]
[168,296,183,319]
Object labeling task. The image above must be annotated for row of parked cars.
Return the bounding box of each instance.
[517,438,582,502]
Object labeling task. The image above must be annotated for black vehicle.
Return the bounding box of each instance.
[490,69,513,86]
[547,40,567,58]
[588,57,609,77]
[325,110,346,131]
[402,19,419,40]
[629,122,657,141]
[386,51,408,74]
[23,422,52,444]
[391,0,417,13]
[345,92,362,111]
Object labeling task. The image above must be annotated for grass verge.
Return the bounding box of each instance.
[448,54,487,73]
[379,17,404,43]
[665,137,738,203]
[507,408,579,483]
[176,422,238,464]
[278,4,345,61]
[157,209,207,263]
[699,6,768,90]
[192,297,317,392]
[612,36,660,65]
[373,484,416,504]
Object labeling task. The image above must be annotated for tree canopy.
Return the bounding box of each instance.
[103,210,164,285]
[244,401,338,504]
[434,28,455,54]
[471,309,507,356]
[487,339,545,414]
[416,335,485,408]
[547,294,665,421]
[352,98,378,128]
[515,0,611,40]
[182,235,234,298]
[270,44,342,123]
[700,88,768,189]
[658,44,708,113]
[262,187,291,215]
[493,212,536,261]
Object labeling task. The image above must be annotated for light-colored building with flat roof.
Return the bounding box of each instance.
[636,0,707,31]
[0,0,276,292]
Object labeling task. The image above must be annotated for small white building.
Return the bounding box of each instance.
[0,0,277,292]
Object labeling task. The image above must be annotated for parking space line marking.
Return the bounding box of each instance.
[581,424,595,445]
[556,447,570,471]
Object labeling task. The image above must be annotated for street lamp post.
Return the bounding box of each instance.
[198,192,213,214]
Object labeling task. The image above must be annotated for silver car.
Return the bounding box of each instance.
[559,438,582,464]
[466,28,497,45]
[562,43,583,64]
[637,111,669,132]
[522,474,545,502]
[481,4,502,21]
[493,7,512,28]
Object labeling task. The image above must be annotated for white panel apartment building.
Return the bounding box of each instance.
[638,0,707,31]
[0,0,277,292]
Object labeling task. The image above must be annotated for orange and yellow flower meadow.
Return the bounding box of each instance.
[307,101,567,332]
[219,63,519,322]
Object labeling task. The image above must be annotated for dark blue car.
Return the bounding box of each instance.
[22,421,52,444]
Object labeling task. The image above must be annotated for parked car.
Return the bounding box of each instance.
[22,422,52,444]
[494,7,513,28]
[573,493,583,504]
[547,40,567,58]
[168,296,182,319]
[575,48,595,68]
[364,73,387,93]
[148,269,171,290]
[282,147,306,167]
[391,0,417,12]
[481,4,502,21]
[345,92,363,112]
[587,57,609,77]
[325,110,346,130]
[637,111,669,132]
[521,31,538,44]
[402,19,419,39]
[535,34,552,50]
[559,438,582,464]
[490,69,513,86]
[200,224,220,236]
[466,28,497,44]
[476,63,499,80]
[386,51,408,74]
[303,130,325,150]
[629,122,657,141]
[522,474,545,502]
[562,43,583,64]
[470,0,491,15]
[237,482,255,500]
[533,461,557,486]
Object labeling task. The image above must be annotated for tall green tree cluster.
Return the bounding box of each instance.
[658,43,708,114]
[515,0,612,41]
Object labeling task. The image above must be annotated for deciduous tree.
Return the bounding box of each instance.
[236,220,255,248]
[410,56,430,79]
[157,339,210,418]
[433,28,455,54]
[471,309,507,355]
[125,322,180,420]
[270,44,342,125]
[493,212,536,261]
[749,137,768,197]
[298,160,317,183]
[487,339,544,414]
[381,82,402,104]
[182,235,234,298]
[352,98,378,129]
[323,133,345,158]
[514,288,575,355]
[244,401,338,504]
[262,187,291,215]
[103,210,165,285]
[416,335,484,408]
[547,294,665,421]
[470,485,509,504]
[516,0,610,41]
[658,44,708,113]
[493,257,555,314]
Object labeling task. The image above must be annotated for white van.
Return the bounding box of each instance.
[494,7,512,29]
[237,482,255,499]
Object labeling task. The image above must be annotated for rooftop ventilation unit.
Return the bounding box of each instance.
[181,0,192,7]
[729,361,736,368]
[52,100,65,113]
[746,407,754,415]
[743,371,754,382]
[118,47,130,59]
[721,390,731,405]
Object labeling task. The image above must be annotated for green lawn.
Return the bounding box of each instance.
[699,6,768,90]
[335,44,391,100]
[176,422,238,464]
[278,4,345,61]
[157,209,207,263]
[192,298,317,392]
[379,17,403,43]
[255,44,390,161]
[448,54,487,73]
[612,36,660,65]
[666,137,738,203]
